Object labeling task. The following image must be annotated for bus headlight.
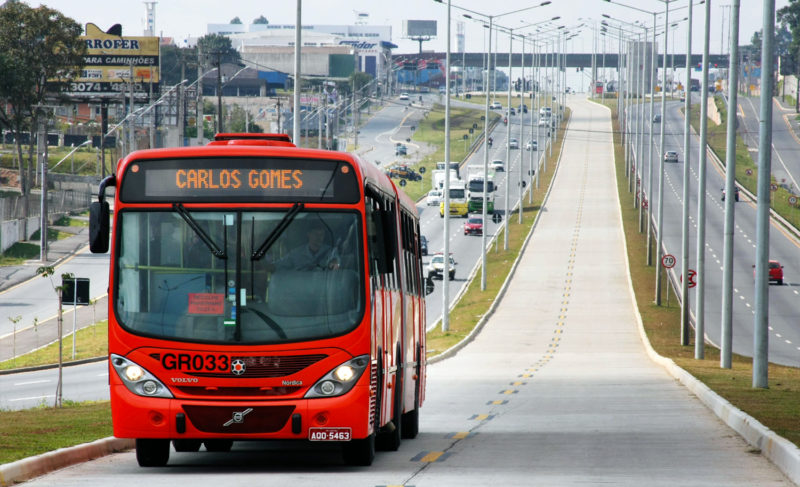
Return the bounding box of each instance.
[111,354,173,399]
[305,355,369,398]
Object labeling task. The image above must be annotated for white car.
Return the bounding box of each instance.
[490,101,502,110]
[491,159,504,172]
[538,118,549,127]
[427,253,456,280]
[399,93,410,101]
[526,140,538,151]
[509,138,519,149]
[426,189,442,206]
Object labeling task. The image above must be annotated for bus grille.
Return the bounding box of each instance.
[182,405,295,434]
[173,386,302,398]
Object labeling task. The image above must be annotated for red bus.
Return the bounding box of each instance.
[89,133,432,467]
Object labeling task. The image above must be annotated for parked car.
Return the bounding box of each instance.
[386,164,421,181]
[526,139,538,151]
[721,186,739,202]
[463,216,484,236]
[395,144,408,156]
[427,252,456,280]
[399,93,410,101]
[491,159,505,171]
[509,138,519,149]
[664,151,679,163]
[420,235,428,255]
[427,189,442,206]
[652,114,662,123]
[490,101,502,110]
[753,260,784,285]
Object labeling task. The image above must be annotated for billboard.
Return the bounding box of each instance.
[64,23,160,99]
[403,20,437,38]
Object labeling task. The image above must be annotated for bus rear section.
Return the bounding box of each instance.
[90,133,429,467]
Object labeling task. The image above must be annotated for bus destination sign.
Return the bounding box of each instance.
[120,157,360,203]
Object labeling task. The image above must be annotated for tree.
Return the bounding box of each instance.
[230,16,242,24]
[253,15,269,25]
[228,104,264,133]
[197,33,241,65]
[0,2,85,225]
[779,0,800,56]
[159,45,199,88]
[748,24,792,64]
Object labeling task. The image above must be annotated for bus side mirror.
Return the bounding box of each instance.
[425,276,435,295]
[89,200,110,253]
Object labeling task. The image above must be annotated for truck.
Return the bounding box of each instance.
[432,168,459,190]
[466,169,496,213]
[439,179,469,218]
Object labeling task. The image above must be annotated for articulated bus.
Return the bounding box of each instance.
[89,133,432,467]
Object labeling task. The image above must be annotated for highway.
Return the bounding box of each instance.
[14,95,791,487]
[629,94,800,367]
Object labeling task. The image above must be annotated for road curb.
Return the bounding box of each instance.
[0,437,133,487]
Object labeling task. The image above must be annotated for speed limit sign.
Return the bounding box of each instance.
[661,254,676,269]
[789,196,798,206]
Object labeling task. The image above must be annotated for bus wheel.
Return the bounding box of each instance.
[135,439,170,467]
[401,408,419,439]
[342,433,375,466]
[204,439,233,452]
[172,439,202,452]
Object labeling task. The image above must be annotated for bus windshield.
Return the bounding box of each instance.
[114,209,363,344]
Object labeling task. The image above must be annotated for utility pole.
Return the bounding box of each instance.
[196,48,204,146]
[178,63,185,146]
[128,61,135,155]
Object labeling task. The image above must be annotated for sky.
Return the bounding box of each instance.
[21,0,793,57]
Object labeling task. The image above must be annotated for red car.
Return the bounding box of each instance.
[753,260,784,285]
[464,216,483,236]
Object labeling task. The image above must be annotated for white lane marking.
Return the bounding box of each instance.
[9,395,54,402]
[13,379,50,386]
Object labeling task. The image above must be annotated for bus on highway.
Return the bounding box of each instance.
[89,133,432,467]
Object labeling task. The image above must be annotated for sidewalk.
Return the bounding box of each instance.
[0,225,90,293]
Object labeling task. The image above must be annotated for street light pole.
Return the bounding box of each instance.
[681,1,695,346]
[720,0,740,369]
[695,0,711,358]
[654,0,670,306]
[293,0,302,145]
[443,0,452,332]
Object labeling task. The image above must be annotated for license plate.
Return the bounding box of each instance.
[309,427,352,441]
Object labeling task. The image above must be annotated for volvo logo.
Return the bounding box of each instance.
[223,408,253,427]
[231,359,246,375]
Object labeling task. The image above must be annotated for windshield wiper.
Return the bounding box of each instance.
[251,202,304,260]
[173,203,227,259]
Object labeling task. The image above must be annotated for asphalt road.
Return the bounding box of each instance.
[629,94,800,367]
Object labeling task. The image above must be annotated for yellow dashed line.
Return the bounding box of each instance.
[451,432,470,439]
[420,451,444,462]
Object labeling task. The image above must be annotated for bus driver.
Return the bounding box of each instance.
[272,220,340,271]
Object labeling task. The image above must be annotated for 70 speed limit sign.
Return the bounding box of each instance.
[661,254,676,269]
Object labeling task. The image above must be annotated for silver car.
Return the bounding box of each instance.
[664,151,679,163]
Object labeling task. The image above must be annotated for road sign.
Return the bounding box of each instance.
[687,269,697,288]
[661,254,676,269]
[789,196,797,206]
[62,277,90,305]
